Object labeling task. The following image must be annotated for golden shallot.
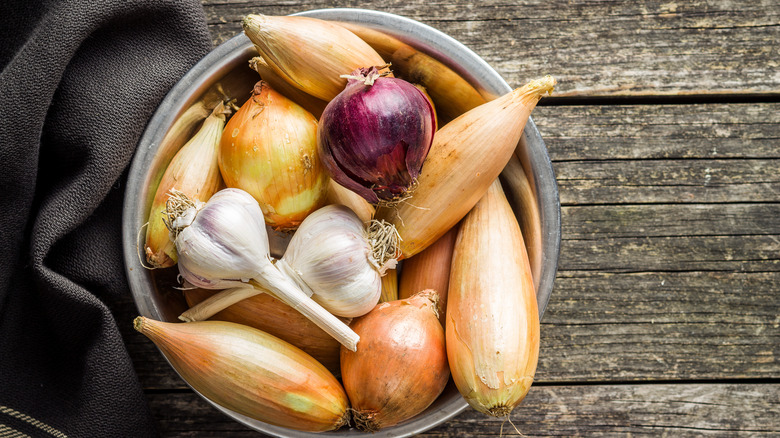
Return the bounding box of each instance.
[446,180,539,417]
[134,317,348,431]
[182,288,343,375]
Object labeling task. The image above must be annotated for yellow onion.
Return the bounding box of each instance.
[144,102,230,268]
[242,14,389,101]
[340,290,449,431]
[398,225,459,326]
[182,288,343,375]
[446,181,539,417]
[219,81,328,231]
[374,76,555,258]
[134,317,349,432]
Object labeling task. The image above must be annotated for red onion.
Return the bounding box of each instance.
[317,66,436,205]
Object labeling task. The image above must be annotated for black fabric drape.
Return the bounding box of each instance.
[0,0,212,435]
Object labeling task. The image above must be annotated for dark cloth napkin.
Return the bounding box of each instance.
[0,0,212,435]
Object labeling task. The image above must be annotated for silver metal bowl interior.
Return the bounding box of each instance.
[122,8,561,438]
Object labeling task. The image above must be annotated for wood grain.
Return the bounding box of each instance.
[539,271,779,381]
[533,103,780,161]
[562,203,780,239]
[142,383,780,436]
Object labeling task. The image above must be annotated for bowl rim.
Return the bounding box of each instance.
[123,7,560,438]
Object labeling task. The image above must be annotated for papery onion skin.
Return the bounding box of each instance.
[446,181,539,417]
[340,290,449,431]
[379,268,398,303]
[325,179,375,223]
[144,102,229,268]
[219,81,327,231]
[242,14,389,102]
[398,225,459,326]
[318,67,436,205]
[183,288,343,375]
[134,317,349,432]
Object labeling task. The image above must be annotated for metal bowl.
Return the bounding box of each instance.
[122,8,560,438]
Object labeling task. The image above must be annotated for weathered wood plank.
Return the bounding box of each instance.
[143,383,780,436]
[200,1,780,97]
[562,203,780,239]
[554,159,780,205]
[428,383,780,437]
[538,271,779,381]
[560,234,780,272]
[533,103,780,161]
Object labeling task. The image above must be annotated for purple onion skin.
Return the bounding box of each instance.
[318,68,436,204]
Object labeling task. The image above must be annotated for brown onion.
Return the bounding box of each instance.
[340,290,449,431]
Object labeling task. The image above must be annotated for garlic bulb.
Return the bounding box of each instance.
[278,204,384,317]
[175,189,269,285]
[170,188,359,351]
[181,204,399,321]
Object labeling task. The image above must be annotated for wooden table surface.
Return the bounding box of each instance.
[113,1,780,436]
